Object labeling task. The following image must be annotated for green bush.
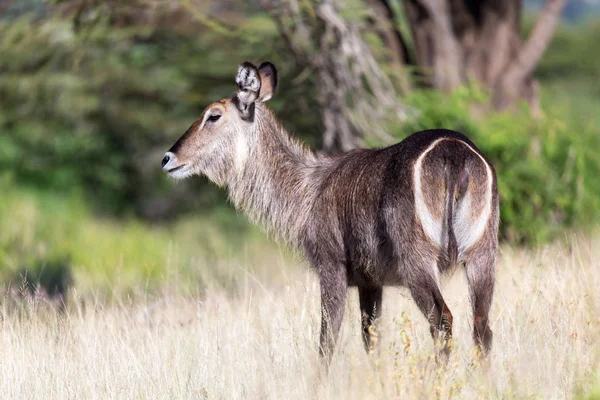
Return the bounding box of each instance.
[0,13,313,215]
[0,179,277,296]
[390,88,600,245]
[1,10,600,248]
[536,19,600,83]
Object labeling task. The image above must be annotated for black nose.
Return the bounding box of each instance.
[162,154,170,168]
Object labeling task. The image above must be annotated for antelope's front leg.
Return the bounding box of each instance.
[318,263,348,362]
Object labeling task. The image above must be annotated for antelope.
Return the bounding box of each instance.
[162,61,498,362]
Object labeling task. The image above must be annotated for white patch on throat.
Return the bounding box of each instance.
[234,132,249,172]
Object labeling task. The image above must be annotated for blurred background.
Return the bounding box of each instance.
[1,0,599,302]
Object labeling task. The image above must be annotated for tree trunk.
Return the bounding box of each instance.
[264,0,566,151]
[493,0,567,110]
[400,0,567,112]
[404,0,463,91]
[364,0,413,90]
[262,0,410,153]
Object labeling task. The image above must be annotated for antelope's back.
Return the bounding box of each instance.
[307,129,497,284]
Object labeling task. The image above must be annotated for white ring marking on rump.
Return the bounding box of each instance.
[413,138,446,247]
[413,138,493,253]
[453,141,493,253]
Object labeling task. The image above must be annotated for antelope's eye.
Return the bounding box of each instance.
[208,114,221,122]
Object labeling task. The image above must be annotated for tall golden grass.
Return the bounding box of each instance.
[1,235,598,399]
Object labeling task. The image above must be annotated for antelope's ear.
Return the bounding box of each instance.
[236,61,260,105]
[257,62,278,102]
[235,61,261,120]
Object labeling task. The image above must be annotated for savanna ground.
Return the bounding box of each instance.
[1,233,598,399]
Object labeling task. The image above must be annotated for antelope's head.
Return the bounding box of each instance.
[162,61,278,184]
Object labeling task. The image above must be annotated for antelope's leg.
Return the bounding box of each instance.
[465,251,496,356]
[408,269,454,362]
[318,263,348,362]
[358,286,382,355]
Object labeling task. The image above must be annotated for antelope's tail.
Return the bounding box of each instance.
[446,165,469,268]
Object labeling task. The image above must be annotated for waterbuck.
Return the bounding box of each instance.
[162,61,498,362]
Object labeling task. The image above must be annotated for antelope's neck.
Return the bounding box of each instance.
[227,116,332,245]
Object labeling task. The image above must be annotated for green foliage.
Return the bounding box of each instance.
[574,373,600,400]
[0,12,310,214]
[535,19,600,141]
[390,88,600,245]
[0,177,282,296]
[1,5,599,265]
[586,384,600,400]
[536,19,600,82]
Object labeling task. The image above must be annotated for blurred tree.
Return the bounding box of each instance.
[0,0,328,218]
[0,0,253,217]
[376,0,568,112]
[262,0,412,153]
[262,0,567,150]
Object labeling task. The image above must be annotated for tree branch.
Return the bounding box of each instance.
[418,0,463,91]
[365,0,414,66]
[504,0,567,85]
[263,0,412,153]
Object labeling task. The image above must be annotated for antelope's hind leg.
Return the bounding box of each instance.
[407,261,454,362]
[465,250,496,356]
[358,286,383,355]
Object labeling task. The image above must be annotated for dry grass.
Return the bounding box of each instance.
[1,235,599,399]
